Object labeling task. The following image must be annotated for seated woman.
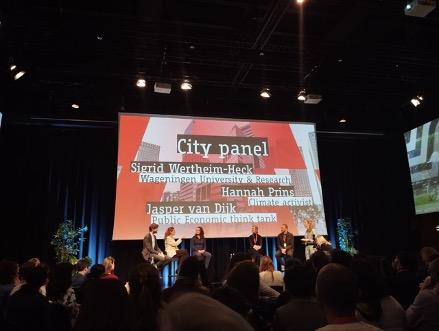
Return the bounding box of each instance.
[259,256,284,289]
[164,227,188,271]
[190,227,211,270]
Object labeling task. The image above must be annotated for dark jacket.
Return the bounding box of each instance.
[142,232,163,260]
[248,233,263,249]
[191,236,206,254]
[277,232,294,252]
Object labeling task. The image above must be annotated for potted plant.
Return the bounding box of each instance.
[51,220,88,264]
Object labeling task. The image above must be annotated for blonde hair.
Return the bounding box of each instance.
[103,256,115,273]
[315,235,329,246]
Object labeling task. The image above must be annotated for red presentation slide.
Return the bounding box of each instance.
[113,113,327,240]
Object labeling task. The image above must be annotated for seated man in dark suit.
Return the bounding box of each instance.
[142,223,171,270]
[275,224,294,271]
[248,225,263,266]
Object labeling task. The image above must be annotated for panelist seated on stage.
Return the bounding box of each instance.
[142,223,171,269]
[164,226,188,270]
[190,226,211,270]
[248,225,263,266]
[275,224,294,270]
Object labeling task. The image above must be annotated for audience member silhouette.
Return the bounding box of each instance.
[316,263,383,331]
[274,264,326,331]
[127,263,162,331]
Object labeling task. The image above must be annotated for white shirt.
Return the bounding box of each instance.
[356,296,406,331]
[259,270,284,287]
[317,322,383,331]
[165,236,182,258]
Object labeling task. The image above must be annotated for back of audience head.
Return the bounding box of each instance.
[259,256,274,273]
[75,259,90,274]
[27,257,41,267]
[316,263,358,317]
[162,292,254,331]
[19,261,40,282]
[228,252,252,272]
[46,262,73,301]
[86,264,105,280]
[21,265,48,292]
[103,256,116,274]
[128,263,161,301]
[420,246,439,265]
[285,256,303,269]
[330,249,353,268]
[351,258,385,300]
[75,277,129,331]
[227,261,259,303]
[178,256,202,280]
[310,250,330,273]
[0,259,19,285]
[284,264,315,297]
[393,251,417,272]
[429,257,439,285]
[128,263,161,330]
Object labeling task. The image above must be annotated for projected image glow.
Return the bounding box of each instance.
[113,114,328,239]
[405,118,439,215]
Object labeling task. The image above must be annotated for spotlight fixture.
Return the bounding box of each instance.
[136,78,146,88]
[154,82,172,94]
[339,118,347,123]
[10,64,16,71]
[405,0,436,17]
[297,90,306,101]
[71,103,79,109]
[180,80,192,91]
[13,70,26,80]
[410,95,423,107]
[296,0,306,4]
[260,88,271,99]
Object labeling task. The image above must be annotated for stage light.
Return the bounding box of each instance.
[297,0,306,4]
[260,88,271,99]
[71,103,79,109]
[410,95,423,107]
[339,118,347,123]
[13,70,26,80]
[410,98,420,107]
[297,90,306,101]
[405,0,436,17]
[10,65,16,71]
[180,80,192,90]
[136,79,146,88]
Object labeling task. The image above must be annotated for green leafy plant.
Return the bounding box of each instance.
[51,220,88,264]
[336,218,358,255]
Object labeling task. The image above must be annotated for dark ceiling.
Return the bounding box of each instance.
[1,0,439,132]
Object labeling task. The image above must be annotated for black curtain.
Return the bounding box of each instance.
[0,119,417,281]
[0,121,116,265]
